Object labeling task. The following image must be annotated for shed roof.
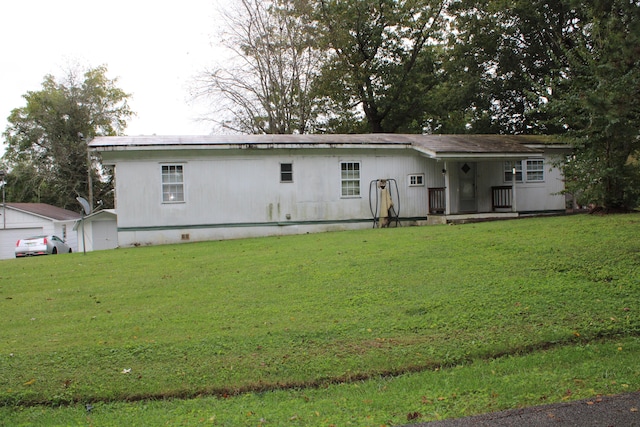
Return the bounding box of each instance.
[90,134,558,160]
[6,203,81,221]
[73,209,116,231]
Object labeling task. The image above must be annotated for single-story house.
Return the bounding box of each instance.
[0,203,81,259]
[74,209,118,252]
[90,134,570,247]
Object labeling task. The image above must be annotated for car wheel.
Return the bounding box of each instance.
[52,248,58,255]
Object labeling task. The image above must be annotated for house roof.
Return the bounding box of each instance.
[90,134,559,160]
[6,203,81,221]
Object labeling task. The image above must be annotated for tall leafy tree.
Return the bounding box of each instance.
[448,0,639,209]
[446,0,581,134]
[2,65,133,210]
[545,0,640,210]
[195,0,321,134]
[306,0,448,133]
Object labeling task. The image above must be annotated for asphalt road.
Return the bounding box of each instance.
[409,392,640,427]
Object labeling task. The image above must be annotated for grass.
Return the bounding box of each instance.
[0,214,638,425]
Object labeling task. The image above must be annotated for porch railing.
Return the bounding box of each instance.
[429,187,446,214]
[492,186,512,210]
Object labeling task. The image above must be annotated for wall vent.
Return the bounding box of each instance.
[181,234,190,241]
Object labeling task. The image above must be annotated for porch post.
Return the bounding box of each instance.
[511,162,517,213]
[444,161,451,215]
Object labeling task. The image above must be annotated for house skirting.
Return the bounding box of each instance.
[116,217,429,247]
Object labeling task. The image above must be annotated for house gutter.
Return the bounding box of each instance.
[90,142,414,152]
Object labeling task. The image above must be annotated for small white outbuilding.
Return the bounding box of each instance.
[74,209,119,253]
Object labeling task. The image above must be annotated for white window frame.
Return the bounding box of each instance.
[340,161,361,197]
[408,174,425,187]
[504,161,523,182]
[161,164,185,203]
[280,162,293,183]
[504,160,544,183]
[525,159,544,182]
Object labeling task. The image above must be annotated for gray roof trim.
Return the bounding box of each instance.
[90,134,556,158]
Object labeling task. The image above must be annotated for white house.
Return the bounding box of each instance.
[0,203,81,259]
[90,134,570,248]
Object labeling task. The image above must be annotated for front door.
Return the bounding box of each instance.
[458,162,477,212]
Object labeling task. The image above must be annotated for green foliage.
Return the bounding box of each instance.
[448,0,640,208]
[0,215,638,423]
[297,0,448,133]
[1,65,133,209]
[544,0,640,209]
[445,0,577,134]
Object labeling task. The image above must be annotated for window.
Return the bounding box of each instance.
[341,161,360,197]
[504,161,523,182]
[409,174,424,187]
[280,163,293,182]
[526,159,544,182]
[162,165,184,202]
[504,160,544,183]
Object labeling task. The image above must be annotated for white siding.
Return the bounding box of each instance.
[478,155,566,213]
[102,146,567,247]
[106,148,435,246]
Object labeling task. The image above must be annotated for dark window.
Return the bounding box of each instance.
[281,163,293,182]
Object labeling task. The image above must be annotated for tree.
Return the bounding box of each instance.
[194,0,321,134]
[447,0,639,209]
[445,0,582,134]
[2,65,133,210]
[307,0,448,133]
[544,0,640,210]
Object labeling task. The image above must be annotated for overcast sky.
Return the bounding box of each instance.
[0,1,225,156]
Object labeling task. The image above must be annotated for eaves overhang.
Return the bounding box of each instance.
[89,134,415,152]
[89,134,554,160]
[92,142,412,152]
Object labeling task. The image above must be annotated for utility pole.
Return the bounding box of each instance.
[87,145,93,209]
[79,133,93,209]
[0,169,5,229]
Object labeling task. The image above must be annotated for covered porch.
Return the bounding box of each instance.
[428,184,517,215]
[411,135,545,218]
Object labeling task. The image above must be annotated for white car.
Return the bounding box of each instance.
[15,235,72,257]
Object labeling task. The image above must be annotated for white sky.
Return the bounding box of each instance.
[0,1,226,156]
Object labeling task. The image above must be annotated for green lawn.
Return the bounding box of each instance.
[0,214,638,425]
